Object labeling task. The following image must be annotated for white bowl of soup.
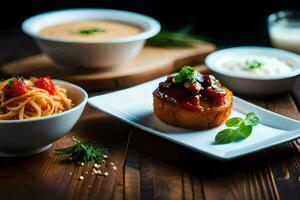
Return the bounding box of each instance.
[205,46,300,95]
[22,9,161,68]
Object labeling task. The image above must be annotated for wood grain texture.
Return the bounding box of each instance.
[121,93,300,200]
[0,82,300,200]
[0,31,300,199]
[263,94,300,200]
[1,44,215,91]
[1,67,300,200]
[0,105,131,200]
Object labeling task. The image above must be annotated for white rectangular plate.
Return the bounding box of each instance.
[88,76,300,160]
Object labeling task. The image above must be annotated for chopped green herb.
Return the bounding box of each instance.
[75,28,106,35]
[174,66,196,83]
[55,137,108,162]
[215,112,259,144]
[6,80,13,88]
[246,60,262,69]
[4,76,25,88]
[15,75,25,81]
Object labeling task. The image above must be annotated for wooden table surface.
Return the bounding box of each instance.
[0,30,300,200]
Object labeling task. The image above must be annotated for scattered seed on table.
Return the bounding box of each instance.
[104,172,108,176]
[80,162,84,166]
[79,176,84,180]
[94,164,99,168]
[69,172,72,175]
[113,166,117,170]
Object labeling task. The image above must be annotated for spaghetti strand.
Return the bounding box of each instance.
[0,78,73,120]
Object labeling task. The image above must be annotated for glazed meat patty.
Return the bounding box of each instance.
[153,87,233,129]
[153,66,233,129]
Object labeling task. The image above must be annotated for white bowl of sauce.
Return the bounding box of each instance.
[205,46,300,95]
[22,9,161,68]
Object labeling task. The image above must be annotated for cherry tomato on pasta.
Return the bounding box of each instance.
[3,79,28,97]
[35,76,56,95]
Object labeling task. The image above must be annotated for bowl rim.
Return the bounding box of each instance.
[205,46,300,80]
[0,79,88,124]
[22,8,161,44]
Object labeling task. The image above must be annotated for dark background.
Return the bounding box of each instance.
[1,0,299,47]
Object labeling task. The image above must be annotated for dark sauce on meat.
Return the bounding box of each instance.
[153,73,226,112]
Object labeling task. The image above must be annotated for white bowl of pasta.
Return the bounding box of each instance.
[0,77,88,157]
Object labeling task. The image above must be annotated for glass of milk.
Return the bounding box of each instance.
[268,10,300,54]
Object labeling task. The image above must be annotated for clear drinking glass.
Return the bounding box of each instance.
[268,10,300,54]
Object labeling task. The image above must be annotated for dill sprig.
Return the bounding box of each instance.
[55,137,108,162]
[146,25,207,47]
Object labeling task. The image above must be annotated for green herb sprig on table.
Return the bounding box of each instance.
[215,112,260,144]
[55,137,108,162]
[174,66,196,83]
[75,28,106,35]
[146,25,206,47]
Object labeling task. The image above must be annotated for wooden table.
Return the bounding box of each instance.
[0,30,300,200]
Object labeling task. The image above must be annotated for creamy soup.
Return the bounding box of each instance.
[40,20,143,41]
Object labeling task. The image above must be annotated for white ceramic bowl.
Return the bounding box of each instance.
[205,46,300,95]
[22,9,161,68]
[0,80,88,157]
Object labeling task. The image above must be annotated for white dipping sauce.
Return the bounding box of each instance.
[216,55,292,76]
